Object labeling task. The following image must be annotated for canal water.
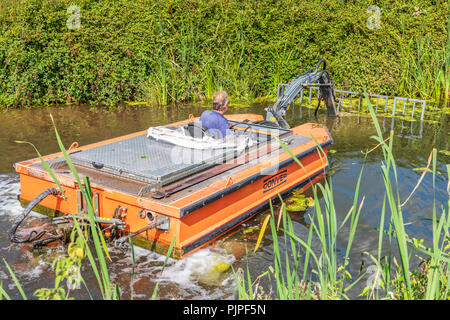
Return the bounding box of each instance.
[0,102,448,299]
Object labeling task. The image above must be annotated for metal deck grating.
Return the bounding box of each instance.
[68,133,246,186]
[41,122,294,188]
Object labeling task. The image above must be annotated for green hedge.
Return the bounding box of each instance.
[0,0,448,107]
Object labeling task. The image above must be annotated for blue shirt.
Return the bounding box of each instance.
[199,110,229,138]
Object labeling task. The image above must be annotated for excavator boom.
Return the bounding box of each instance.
[267,59,338,128]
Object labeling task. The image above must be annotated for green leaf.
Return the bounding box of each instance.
[152,235,176,300]
[15,140,65,196]
[2,258,27,300]
[254,214,271,253]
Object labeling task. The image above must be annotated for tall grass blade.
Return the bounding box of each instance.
[48,114,115,299]
[0,281,11,300]
[274,137,306,171]
[268,200,285,298]
[49,114,83,188]
[14,140,65,196]
[254,214,271,253]
[2,258,27,300]
[129,235,135,300]
[365,91,413,298]
[152,235,176,300]
[71,216,106,298]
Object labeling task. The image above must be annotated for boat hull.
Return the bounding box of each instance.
[15,114,332,258]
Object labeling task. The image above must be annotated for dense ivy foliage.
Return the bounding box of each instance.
[0,0,448,107]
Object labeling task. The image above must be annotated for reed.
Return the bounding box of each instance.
[234,93,450,300]
[2,0,446,108]
[363,93,450,300]
[234,159,367,300]
[399,35,449,103]
[1,114,175,300]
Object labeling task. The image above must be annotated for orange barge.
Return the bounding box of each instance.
[14,114,332,258]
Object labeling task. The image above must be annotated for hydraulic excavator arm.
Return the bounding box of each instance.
[266,59,339,129]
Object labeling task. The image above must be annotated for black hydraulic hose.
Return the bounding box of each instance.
[9,187,62,245]
[314,95,322,119]
[314,59,326,72]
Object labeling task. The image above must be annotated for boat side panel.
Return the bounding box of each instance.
[178,146,328,250]
[168,126,331,212]
[181,169,327,257]
[19,174,79,216]
[101,197,181,248]
[18,172,181,250]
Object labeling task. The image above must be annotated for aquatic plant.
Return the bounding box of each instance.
[285,190,314,212]
[0,114,175,300]
[399,35,449,103]
[34,231,86,300]
[234,93,450,300]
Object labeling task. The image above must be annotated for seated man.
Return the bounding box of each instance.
[200,91,230,139]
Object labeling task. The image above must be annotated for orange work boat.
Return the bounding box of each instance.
[14,113,332,258]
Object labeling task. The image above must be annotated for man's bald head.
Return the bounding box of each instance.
[212,91,229,112]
